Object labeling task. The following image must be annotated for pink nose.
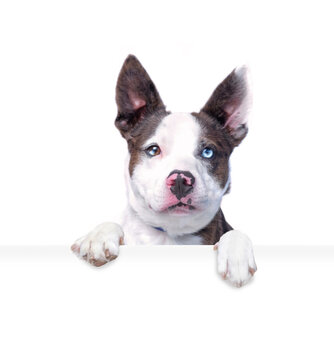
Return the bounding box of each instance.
[166,170,195,200]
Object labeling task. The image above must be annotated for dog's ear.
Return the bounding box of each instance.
[200,66,251,146]
[115,55,166,139]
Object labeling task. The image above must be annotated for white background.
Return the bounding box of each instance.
[1,0,334,246]
[1,1,334,359]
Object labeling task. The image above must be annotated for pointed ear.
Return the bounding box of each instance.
[200,66,251,146]
[115,55,166,139]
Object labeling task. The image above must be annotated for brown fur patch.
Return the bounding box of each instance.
[127,109,169,176]
[192,111,234,188]
[196,209,233,245]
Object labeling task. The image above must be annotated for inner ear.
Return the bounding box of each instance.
[128,90,146,111]
[115,55,166,139]
[200,66,251,146]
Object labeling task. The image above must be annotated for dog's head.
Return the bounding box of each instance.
[115,55,251,235]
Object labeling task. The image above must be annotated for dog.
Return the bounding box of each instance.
[71,55,257,287]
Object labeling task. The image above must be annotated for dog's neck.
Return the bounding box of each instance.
[122,202,231,245]
[148,209,233,244]
[121,206,203,245]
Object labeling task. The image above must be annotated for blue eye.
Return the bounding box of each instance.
[201,147,214,159]
[145,145,161,157]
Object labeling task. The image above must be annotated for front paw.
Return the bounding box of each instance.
[214,230,257,287]
[71,222,124,267]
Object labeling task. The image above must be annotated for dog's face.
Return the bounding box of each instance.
[115,55,250,235]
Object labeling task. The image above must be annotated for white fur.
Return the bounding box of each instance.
[216,230,257,287]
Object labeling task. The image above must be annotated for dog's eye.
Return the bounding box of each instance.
[145,145,161,157]
[201,147,214,159]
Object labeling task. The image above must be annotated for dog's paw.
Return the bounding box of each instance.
[214,230,257,287]
[71,222,124,267]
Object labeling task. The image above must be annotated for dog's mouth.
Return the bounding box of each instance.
[149,196,198,214]
[168,201,196,211]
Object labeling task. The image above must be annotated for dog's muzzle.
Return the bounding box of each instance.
[166,170,195,200]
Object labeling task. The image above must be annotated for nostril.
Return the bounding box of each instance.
[182,177,190,186]
[168,179,175,187]
[166,175,177,187]
[181,176,193,186]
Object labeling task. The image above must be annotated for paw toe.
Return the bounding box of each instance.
[105,249,117,261]
[89,258,108,267]
[249,266,257,276]
[71,243,80,254]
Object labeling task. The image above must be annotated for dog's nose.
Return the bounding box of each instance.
[166,170,195,200]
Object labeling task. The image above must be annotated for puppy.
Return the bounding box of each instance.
[71,55,257,287]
